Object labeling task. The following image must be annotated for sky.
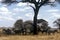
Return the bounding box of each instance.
[0,0,60,28]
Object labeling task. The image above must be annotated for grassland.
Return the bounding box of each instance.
[0,33,60,40]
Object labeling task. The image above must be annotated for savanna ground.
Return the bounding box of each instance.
[0,32,60,40]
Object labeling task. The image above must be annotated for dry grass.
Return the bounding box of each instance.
[0,33,60,40]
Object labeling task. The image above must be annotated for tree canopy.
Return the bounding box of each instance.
[1,0,60,6]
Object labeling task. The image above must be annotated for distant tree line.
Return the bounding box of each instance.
[2,18,60,35]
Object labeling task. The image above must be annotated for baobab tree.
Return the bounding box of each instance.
[1,0,60,34]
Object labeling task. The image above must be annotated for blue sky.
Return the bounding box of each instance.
[0,1,60,28]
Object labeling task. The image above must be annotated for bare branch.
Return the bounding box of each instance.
[38,0,40,3]
[21,0,36,4]
[29,5,36,11]
[1,0,37,5]
[39,0,49,7]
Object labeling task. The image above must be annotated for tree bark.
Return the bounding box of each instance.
[33,6,39,35]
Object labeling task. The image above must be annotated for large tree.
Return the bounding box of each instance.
[1,0,60,34]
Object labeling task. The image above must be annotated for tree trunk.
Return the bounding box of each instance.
[33,7,39,35]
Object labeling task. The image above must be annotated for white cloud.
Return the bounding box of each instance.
[17,2,27,6]
[52,13,60,18]
[17,16,23,19]
[20,9,26,11]
[0,12,12,16]
[0,15,15,21]
[0,6,16,16]
[25,13,33,17]
[0,7,9,12]
[17,2,35,9]
[13,8,26,13]
[0,16,2,19]
[25,14,30,17]
[47,9,59,13]
[13,8,20,12]
[24,7,31,10]
[0,6,16,21]
[25,13,34,20]
[4,17,15,21]
[0,0,2,2]
[13,4,33,13]
[0,7,12,16]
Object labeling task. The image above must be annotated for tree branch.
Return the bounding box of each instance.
[29,5,36,11]
[21,0,36,4]
[38,0,40,2]
[39,0,49,8]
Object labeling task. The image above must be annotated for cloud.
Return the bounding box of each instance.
[25,13,34,20]
[17,2,35,9]
[0,15,15,21]
[17,2,27,7]
[13,8,26,13]
[4,17,15,21]
[0,7,12,16]
[25,13,40,20]
[16,16,23,19]
[25,13,33,17]
[46,9,60,23]
[0,0,2,2]
[52,13,60,18]
[24,7,31,10]
[47,9,59,13]
[13,8,20,12]
[0,7,9,12]
[12,7,33,14]
[47,13,60,26]
[0,6,16,21]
